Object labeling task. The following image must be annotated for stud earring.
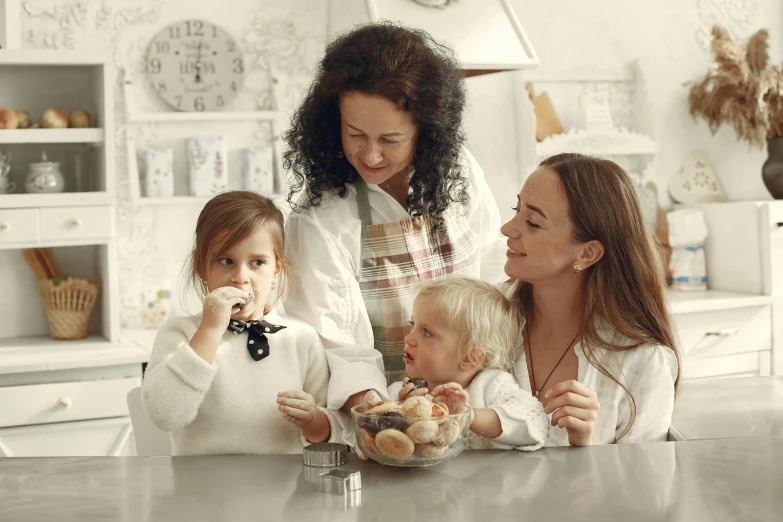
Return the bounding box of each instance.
[573,265,582,274]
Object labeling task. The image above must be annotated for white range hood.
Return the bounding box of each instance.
[328,0,539,71]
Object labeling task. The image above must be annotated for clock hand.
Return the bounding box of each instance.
[195,38,203,83]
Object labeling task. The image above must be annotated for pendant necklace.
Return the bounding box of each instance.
[526,323,579,399]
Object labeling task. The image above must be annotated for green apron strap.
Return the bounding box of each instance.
[355,179,373,227]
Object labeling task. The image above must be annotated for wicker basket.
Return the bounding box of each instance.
[37,277,100,340]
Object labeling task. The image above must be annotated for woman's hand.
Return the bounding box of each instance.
[542,380,601,446]
[430,382,470,407]
[201,286,249,332]
[397,377,429,401]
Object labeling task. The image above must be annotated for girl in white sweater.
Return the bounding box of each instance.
[142,191,342,455]
[386,277,549,451]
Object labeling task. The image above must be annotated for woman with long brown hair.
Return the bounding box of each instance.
[283,23,504,427]
[502,153,681,445]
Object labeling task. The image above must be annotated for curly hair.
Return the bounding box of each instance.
[284,22,469,231]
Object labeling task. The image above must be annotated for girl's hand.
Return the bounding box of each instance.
[201,286,249,331]
[542,380,601,446]
[430,382,470,407]
[277,391,319,428]
[397,377,429,401]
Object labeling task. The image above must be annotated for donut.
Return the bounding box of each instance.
[366,400,398,415]
[377,411,406,432]
[415,443,447,457]
[432,419,460,447]
[408,377,428,389]
[405,420,439,444]
[358,428,379,454]
[431,402,449,419]
[364,389,384,408]
[236,294,252,309]
[375,429,414,459]
[400,396,431,419]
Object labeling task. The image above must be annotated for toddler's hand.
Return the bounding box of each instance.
[277,391,319,428]
[201,286,250,331]
[397,377,429,401]
[430,382,470,407]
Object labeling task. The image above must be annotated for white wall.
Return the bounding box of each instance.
[509,0,783,202]
[16,0,783,326]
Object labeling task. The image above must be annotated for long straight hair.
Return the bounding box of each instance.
[513,153,681,441]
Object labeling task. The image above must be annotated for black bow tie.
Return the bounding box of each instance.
[227,319,287,361]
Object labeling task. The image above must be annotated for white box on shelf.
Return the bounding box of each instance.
[187,137,228,197]
[142,148,174,198]
[244,146,275,195]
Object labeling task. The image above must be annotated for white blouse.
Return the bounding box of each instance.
[284,147,505,427]
[514,321,680,446]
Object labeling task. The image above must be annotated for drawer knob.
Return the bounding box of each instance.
[705,329,738,337]
[58,397,72,409]
[69,218,82,228]
[0,221,9,232]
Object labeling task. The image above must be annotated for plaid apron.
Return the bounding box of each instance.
[355,179,480,384]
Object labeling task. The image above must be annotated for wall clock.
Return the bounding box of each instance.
[145,19,245,112]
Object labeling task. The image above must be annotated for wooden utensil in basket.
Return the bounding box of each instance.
[22,248,100,340]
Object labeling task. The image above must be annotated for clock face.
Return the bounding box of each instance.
[145,19,245,112]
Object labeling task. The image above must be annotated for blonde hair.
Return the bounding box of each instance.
[416,277,522,372]
[512,153,682,441]
[182,191,292,313]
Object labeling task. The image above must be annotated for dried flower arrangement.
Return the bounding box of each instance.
[688,26,783,148]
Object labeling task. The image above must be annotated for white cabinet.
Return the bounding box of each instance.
[0,50,147,456]
[0,340,147,457]
[671,201,783,380]
[0,417,136,457]
[0,208,38,244]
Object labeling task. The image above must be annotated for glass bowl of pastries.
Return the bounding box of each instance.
[351,391,472,467]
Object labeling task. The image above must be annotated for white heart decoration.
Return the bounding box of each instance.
[668,152,728,204]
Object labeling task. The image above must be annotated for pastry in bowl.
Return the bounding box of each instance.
[351,394,472,467]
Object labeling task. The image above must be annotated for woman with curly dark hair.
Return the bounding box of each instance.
[283,23,503,421]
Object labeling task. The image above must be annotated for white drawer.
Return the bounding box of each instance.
[684,352,761,380]
[0,208,39,244]
[674,305,772,359]
[39,206,113,241]
[0,377,139,428]
[0,417,134,457]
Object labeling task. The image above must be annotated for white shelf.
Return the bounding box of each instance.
[134,196,213,207]
[133,194,286,207]
[0,49,110,66]
[128,111,283,123]
[536,144,659,157]
[0,129,105,144]
[668,290,774,315]
[0,335,148,375]
[0,192,111,208]
[122,328,158,356]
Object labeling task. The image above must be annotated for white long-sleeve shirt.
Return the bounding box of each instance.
[388,369,549,451]
[513,321,680,446]
[284,147,505,422]
[141,309,343,455]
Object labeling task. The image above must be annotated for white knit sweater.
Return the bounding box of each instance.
[142,309,343,455]
[388,368,549,451]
